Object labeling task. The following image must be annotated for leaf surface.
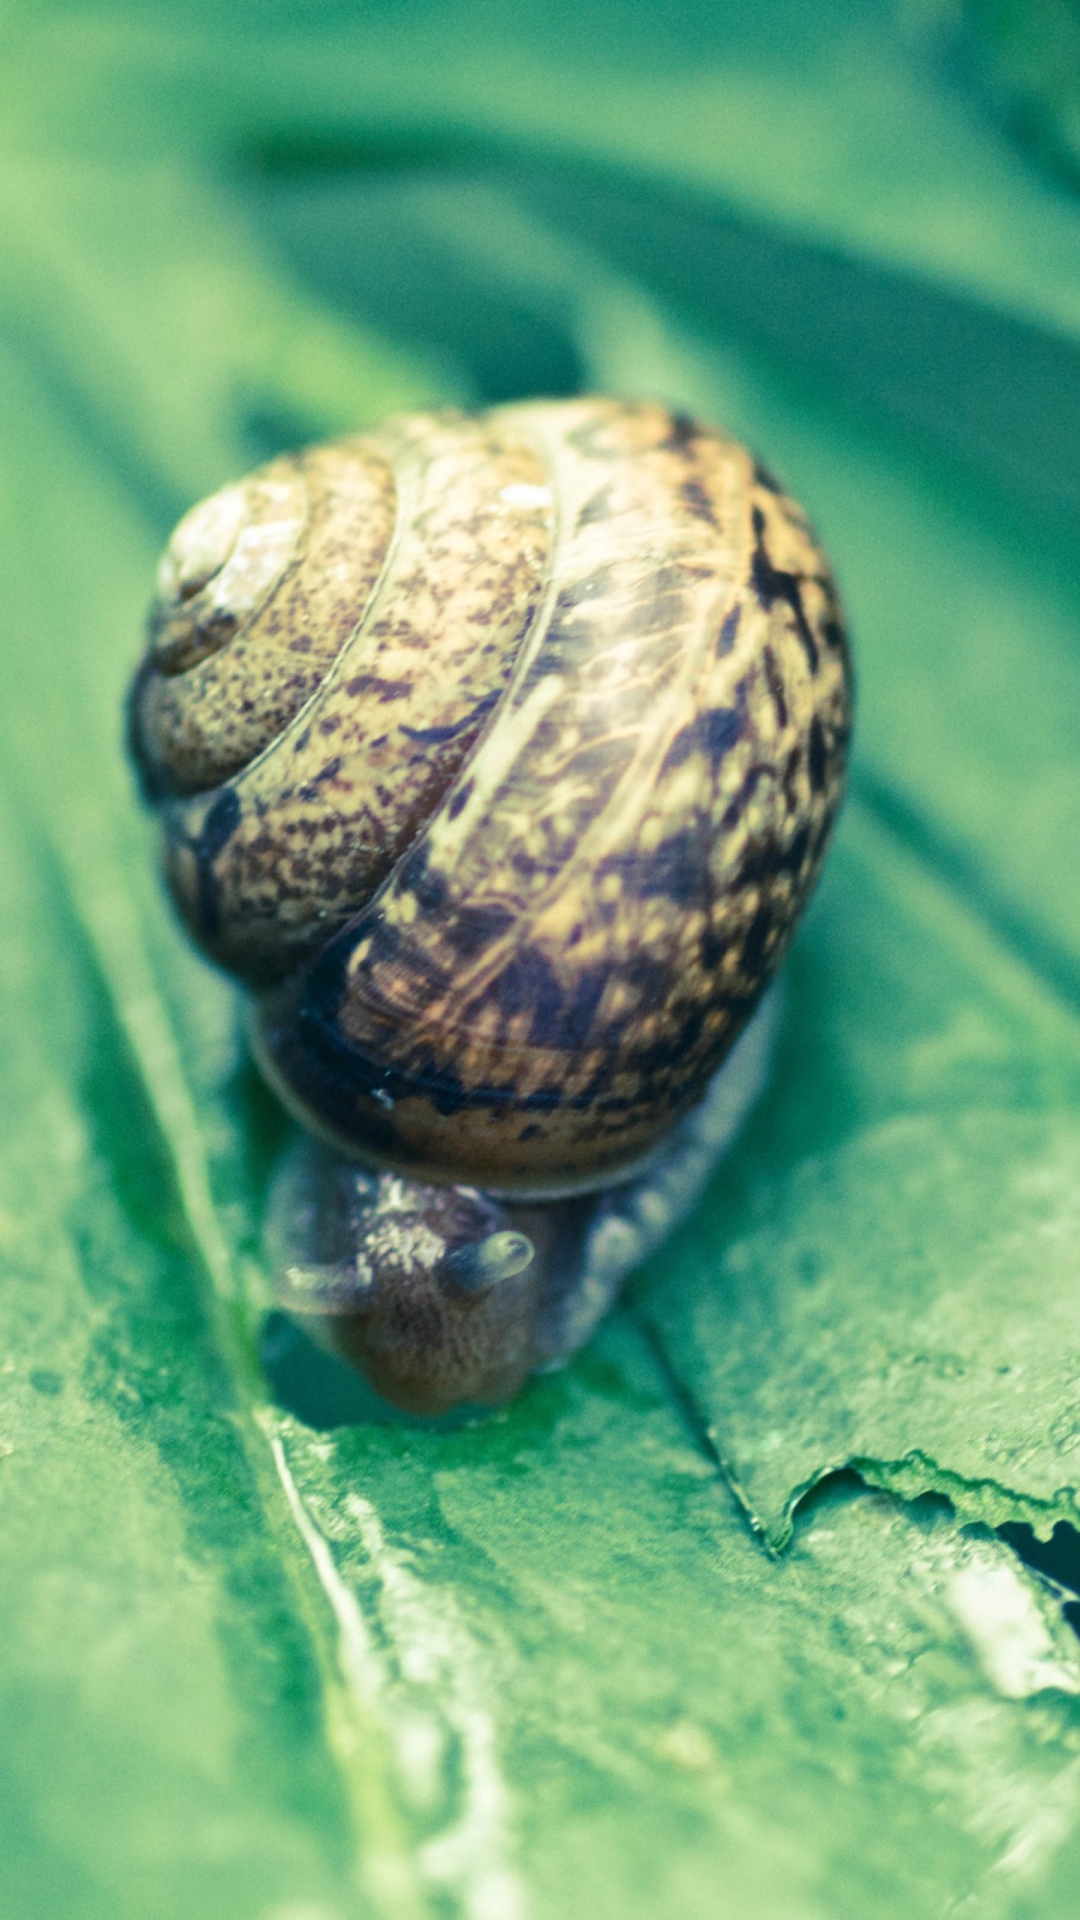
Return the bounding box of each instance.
[4,4,1080,1916]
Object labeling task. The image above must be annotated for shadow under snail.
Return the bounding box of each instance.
[128,397,852,1416]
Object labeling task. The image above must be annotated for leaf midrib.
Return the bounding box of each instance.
[41,814,431,1920]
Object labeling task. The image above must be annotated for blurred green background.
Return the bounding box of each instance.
[5,3,1080,1916]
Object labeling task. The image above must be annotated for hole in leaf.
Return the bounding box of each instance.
[794,1472,1080,1645]
[998,1519,1080,1639]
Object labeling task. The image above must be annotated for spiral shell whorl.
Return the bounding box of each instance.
[133,442,397,795]
[131,398,852,1197]
[131,413,553,986]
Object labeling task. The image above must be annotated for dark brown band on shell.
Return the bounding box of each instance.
[131,399,852,1197]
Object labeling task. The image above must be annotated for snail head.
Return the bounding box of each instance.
[274,1162,542,1416]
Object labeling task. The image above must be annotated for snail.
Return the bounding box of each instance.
[128,398,852,1415]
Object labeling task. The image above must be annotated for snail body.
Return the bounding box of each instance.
[129,398,851,1413]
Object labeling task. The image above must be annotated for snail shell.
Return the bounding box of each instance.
[129,398,852,1412]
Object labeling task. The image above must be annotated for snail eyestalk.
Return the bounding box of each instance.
[444,1231,536,1295]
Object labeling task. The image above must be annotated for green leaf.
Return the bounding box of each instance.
[6,4,1080,1915]
[272,1329,1080,1920]
[962,0,1080,193]
[639,802,1080,1546]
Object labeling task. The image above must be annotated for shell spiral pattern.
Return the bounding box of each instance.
[129,397,852,1411]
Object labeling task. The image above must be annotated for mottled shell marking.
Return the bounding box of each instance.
[131,398,851,1201]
